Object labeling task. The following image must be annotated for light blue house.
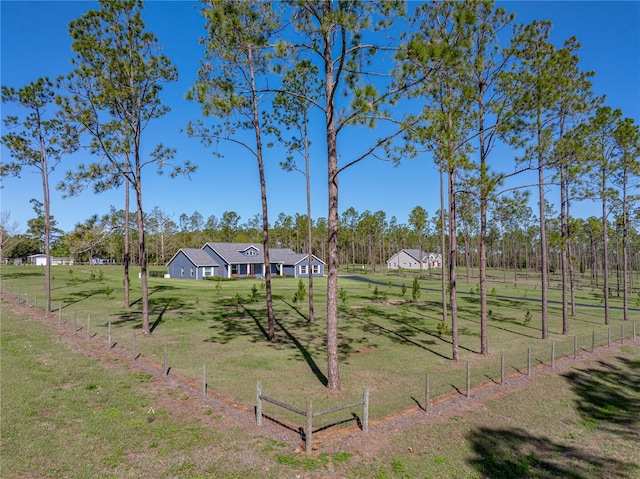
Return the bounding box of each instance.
[166,242,325,280]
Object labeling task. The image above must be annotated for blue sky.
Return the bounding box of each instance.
[1,1,639,234]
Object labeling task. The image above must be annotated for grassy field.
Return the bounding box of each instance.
[1,264,637,424]
[2,300,639,478]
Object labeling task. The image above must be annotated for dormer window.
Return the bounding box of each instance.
[243,246,258,256]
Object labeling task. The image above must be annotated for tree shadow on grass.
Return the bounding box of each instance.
[561,356,640,441]
[274,316,328,386]
[467,426,638,478]
[203,299,271,344]
[110,293,189,330]
[2,270,45,280]
[128,284,178,308]
[55,289,103,308]
[343,307,452,360]
[149,299,174,333]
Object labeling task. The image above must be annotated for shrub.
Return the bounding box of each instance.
[249,284,259,302]
[339,288,349,306]
[437,321,449,336]
[294,279,306,304]
[412,277,421,301]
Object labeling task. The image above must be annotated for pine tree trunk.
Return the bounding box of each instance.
[124,174,130,309]
[449,167,459,362]
[324,12,340,389]
[537,128,549,340]
[602,182,610,325]
[440,167,448,325]
[136,176,150,335]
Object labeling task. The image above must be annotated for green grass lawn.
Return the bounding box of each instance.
[2,298,638,478]
[2,264,638,428]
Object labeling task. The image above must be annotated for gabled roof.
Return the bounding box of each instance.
[203,242,325,265]
[389,249,442,262]
[403,249,428,262]
[167,248,219,267]
[204,242,265,264]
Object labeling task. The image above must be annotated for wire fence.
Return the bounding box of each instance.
[3,281,638,452]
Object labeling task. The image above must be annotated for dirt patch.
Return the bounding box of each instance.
[354,347,377,354]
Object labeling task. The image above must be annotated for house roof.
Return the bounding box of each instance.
[169,248,219,267]
[28,254,73,260]
[203,242,325,265]
[389,249,442,262]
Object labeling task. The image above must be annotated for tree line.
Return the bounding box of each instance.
[4,202,640,287]
[2,1,638,391]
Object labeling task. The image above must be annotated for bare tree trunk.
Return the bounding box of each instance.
[464,234,471,285]
[42,163,52,315]
[306,138,315,324]
[602,187,610,325]
[440,167,448,325]
[135,175,150,335]
[560,164,569,335]
[479,210,488,354]
[324,16,340,389]
[248,48,274,341]
[449,167,459,362]
[622,170,629,321]
[537,132,549,339]
[569,239,576,316]
[124,173,130,309]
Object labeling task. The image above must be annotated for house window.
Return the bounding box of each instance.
[231,264,238,276]
[190,267,194,277]
[180,267,184,277]
[300,264,308,275]
[245,249,257,256]
[312,264,320,274]
[203,267,212,277]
